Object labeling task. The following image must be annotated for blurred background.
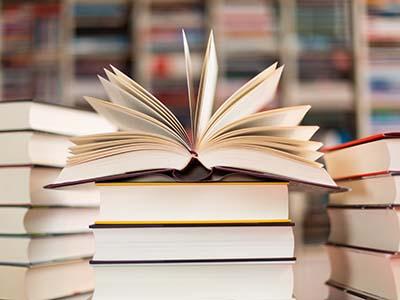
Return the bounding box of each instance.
[1,0,400,299]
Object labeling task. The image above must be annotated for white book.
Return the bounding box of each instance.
[0,166,98,206]
[0,100,116,136]
[0,259,93,300]
[327,244,400,299]
[92,223,294,261]
[0,234,94,265]
[0,207,98,235]
[0,131,71,167]
[328,207,400,252]
[330,175,400,206]
[95,182,289,222]
[324,133,400,180]
[91,260,294,300]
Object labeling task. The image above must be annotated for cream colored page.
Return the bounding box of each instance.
[208,126,319,145]
[198,147,336,187]
[84,97,190,149]
[208,135,322,150]
[182,30,196,138]
[204,105,311,142]
[202,144,322,169]
[70,137,183,155]
[108,67,189,141]
[204,66,283,140]
[68,143,185,166]
[205,62,278,133]
[55,150,192,184]
[111,66,165,106]
[195,31,218,142]
[71,132,176,145]
[99,76,174,128]
[205,137,323,161]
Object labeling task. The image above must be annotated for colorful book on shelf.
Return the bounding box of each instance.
[46,31,339,192]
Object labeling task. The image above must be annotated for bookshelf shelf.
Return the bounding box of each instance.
[0,0,398,141]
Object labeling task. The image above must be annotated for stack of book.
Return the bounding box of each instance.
[88,181,295,299]
[0,100,115,300]
[47,31,339,299]
[324,132,400,299]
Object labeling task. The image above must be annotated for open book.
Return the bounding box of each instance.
[48,31,338,191]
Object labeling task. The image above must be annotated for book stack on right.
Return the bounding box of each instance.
[324,133,400,300]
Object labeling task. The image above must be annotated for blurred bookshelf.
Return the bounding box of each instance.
[366,0,400,134]
[0,0,399,139]
[70,0,133,108]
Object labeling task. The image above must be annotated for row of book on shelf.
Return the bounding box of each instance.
[2,0,371,110]
[367,1,400,132]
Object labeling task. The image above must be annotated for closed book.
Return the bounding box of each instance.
[0,131,71,167]
[0,166,98,206]
[95,182,289,223]
[91,260,294,300]
[324,132,400,180]
[0,234,94,265]
[327,244,400,299]
[330,174,400,206]
[91,222,294,261]
[328,207,400,252]
[0,100,115,136]
[0,259,93,300]
[0,207,98,235]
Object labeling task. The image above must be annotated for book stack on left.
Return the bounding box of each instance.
[324,133,400,299]
[0,100,115,300]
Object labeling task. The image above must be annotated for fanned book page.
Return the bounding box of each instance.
[48,31,338,191]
